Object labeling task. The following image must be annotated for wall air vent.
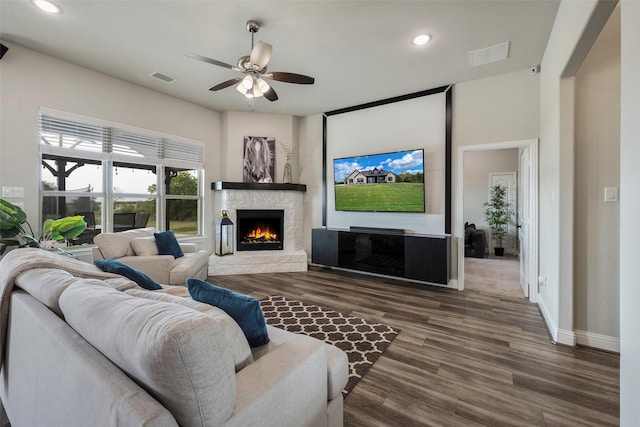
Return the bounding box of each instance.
[468,41,510,67]
[150,71,176,83]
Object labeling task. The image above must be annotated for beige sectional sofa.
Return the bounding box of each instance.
[92,227,209,285]
[0,248,349,427]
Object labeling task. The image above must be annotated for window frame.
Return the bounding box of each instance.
[38,109,204,239]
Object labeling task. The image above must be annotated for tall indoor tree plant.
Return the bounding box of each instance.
[483,184,514,256]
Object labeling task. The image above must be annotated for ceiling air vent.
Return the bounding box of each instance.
[468,41,510,67]
[150,71,176,83]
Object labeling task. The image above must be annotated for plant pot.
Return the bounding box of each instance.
[494,247,505,257]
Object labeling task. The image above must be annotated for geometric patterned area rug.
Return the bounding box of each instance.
[259,295,399,397]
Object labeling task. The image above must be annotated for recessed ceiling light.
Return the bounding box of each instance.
[411,34,431,46]
[32,0,61,14]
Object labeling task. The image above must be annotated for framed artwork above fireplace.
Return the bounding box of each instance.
[243,136,275,184]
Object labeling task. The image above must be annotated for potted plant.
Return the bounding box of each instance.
[0,198,87,255]
[483,184,514,256]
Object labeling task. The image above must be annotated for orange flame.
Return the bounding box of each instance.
[246,227,278,241]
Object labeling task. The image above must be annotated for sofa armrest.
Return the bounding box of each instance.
[178,243,197,253]
[117,255,174,285]
[91,246,105,261]
[226,334,328,427]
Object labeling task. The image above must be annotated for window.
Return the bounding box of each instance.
[39,110,204,245]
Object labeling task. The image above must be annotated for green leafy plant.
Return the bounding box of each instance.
[0,198,86,255]
[483,184,514,252]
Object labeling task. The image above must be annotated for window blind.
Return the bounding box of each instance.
[39,113,204,165]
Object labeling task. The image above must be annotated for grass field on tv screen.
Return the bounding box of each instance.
[334,182,424,212]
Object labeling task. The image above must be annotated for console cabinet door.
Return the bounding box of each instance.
[405,236,450,284]
[311,229,338,267]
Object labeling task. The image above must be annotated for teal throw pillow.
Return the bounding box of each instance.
[94,259,162,291]
[154,231,184,258]
[186,278,270,347]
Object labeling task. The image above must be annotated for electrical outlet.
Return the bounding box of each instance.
[538,276,546,287]
[604,187,618,203]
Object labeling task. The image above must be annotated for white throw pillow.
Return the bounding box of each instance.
[94,227,158,259]
[60,283,237,427]
[130,236,159,256]
[93,233,134,258]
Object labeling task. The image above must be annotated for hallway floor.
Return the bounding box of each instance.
[464,254,525,298]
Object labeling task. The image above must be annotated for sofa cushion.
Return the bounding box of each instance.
[154,231,184,258]
[94,259,162,290]
[93,227,157,259]
[187,278,270,348]
[130,236,159,256]
[59,283,237,427]
[14,268,138,317]
[125,288,253,371]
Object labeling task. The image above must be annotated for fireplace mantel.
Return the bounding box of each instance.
[211,182,306,192]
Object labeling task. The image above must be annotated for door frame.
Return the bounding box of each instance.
[456,138,539,303]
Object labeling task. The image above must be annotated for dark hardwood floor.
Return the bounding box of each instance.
[209,267,619,426]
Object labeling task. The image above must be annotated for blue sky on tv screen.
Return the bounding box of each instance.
[333,149,424,182]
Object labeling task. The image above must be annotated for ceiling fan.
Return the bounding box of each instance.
[185,20,315,102]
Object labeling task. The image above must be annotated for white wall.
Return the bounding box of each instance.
[453,70,540,148]
[219,111,299,184]
[299,114,324,257]
[574,6,620,349]
[538,0,613,345]
[0,43,221,250]
[619,0,640,422]
[325,94,446,235]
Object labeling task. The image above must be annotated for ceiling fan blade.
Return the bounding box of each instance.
[184,52,239,71]
[264,72,315,85]
[263,86,279,102]
[209,77,243,91]
[250,41,272,70]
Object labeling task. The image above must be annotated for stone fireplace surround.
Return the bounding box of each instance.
[209,182,308,275]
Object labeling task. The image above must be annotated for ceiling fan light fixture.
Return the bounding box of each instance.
[242,75,254,89]
[257,78,270,93]
[32,0,61,14]
[411,34,431,46]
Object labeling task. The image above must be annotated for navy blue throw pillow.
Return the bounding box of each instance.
[186,278,270,348]
[154,231,184,258]
[94,259,162,290]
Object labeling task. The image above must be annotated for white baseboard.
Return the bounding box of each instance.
[537,293,558,342]
[556,328,576,346]
[537,295,576,346]
[575,330,620,353]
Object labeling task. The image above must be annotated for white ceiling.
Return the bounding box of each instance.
[0,0,560,117]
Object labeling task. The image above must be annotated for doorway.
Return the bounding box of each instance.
[456,139,539,303]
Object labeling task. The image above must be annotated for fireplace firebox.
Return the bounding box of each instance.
[236,209,284,251]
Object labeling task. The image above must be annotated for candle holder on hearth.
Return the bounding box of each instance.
[215,210,234,256]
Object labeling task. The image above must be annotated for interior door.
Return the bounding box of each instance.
[518,148,530,298]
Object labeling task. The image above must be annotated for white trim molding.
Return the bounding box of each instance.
[456,138,539,304]
[556,329,577,347]
[575,330,620,353]
[538,293,578,347]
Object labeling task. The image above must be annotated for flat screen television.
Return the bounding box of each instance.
[333,148,425,212]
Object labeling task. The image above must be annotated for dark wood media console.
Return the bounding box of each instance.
[311,228,450,285]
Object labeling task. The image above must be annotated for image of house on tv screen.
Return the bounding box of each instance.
[333,149,425,213]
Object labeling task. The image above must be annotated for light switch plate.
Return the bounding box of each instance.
[2,186,24,198]
[604,187,618,203]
